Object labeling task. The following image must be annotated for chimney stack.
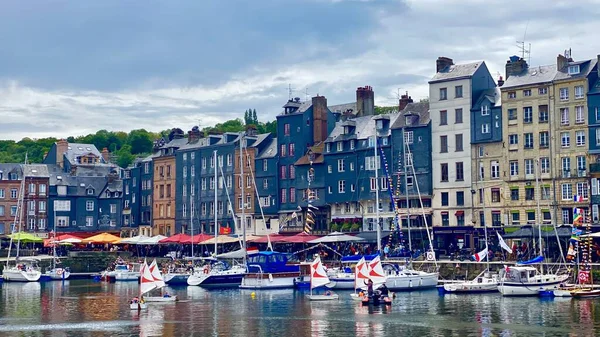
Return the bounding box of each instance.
[436,57,454,73]
[505,56,528,79]
[56,139,69,168]
[101,148,110,163]
[311,95,328,143]
[497,76,504,87]
[245,124,258,137]
[188,126,201,143]
[557,53,570,71]
[398,91,413,112]
[356,86,374,117]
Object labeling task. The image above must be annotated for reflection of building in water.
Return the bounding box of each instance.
[310,305,329,337]
[2,282,42,319]
[139,306,164,337]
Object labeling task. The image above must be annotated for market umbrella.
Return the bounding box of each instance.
[243,235,262,242]
[159,233,192,244]
[81,232,122,244]
[280,232,321,243]
[252,234,286,243]
[307,231,364,244]
[8,232,43,243]
[138,235,169,245]
[56,234,82,243]
[181,234,213,244]
[120,235,151,244]
[200,236,240,245]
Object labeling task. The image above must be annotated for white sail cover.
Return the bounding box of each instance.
[354,257,369,289]
[140,260,157,295]
[366,256,386,286]
[310,256,330,289]
[149,259,165,289]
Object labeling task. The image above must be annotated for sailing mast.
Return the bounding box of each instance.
[535,159,544,274]
[402,128,412,252]
[476,150,490,271]
[6,154,27,268]
[374,135,381,254]
[240,133,247,266]
[214,150,218,256]
[190,176,194,258]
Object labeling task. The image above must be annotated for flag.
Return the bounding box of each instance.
[497,232,512,254]
[573,208,583,224]
[578,270,590,284]
[472,247,488,262]
[573,195,584,202]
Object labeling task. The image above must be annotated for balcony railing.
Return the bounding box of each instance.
[561,170,571,178]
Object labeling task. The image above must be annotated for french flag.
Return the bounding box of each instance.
[472,247,488,262]
[573,195,584,202]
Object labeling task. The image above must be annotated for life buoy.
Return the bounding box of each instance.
[203,266,209,274]
[426,252,435,261]
[57,269,63,275]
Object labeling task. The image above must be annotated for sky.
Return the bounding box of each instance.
[1,0,599,140]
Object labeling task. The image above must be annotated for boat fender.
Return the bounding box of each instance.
[57,269,63,275]
[203,266,209,274]
[268,274,273,282]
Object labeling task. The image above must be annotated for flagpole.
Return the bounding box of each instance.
[535,158,543,275]
[477,150,490,271]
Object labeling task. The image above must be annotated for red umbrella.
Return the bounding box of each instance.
[279,232,321,243]
[56,234,82,242]
[252,234,287,243]
[181,234,213,244]
[159,233,192,244]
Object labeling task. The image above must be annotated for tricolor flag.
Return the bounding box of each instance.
[472,247,488,262]
[573,195,584,202]
[497,232,513,254]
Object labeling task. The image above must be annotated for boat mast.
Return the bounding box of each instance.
[477,149,490,271]
[402,127,412,252]
[240,133,247,266]
[214,150,218,256]
[190,174,194,258]
[6,154,27,268]
[535,158,543,274]
[374,135,381,254]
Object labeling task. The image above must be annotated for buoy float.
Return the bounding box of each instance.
[251,292,256,298]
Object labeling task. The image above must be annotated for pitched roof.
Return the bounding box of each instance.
[429,61,483,83]
[256,138,277,159]
[502,64,557,89]
[23,164,49,178]
[0,164,23,180]
[328,102,357,114]
[391,102,430,129]
[554,58,598,82]
[64,143,103,164]
[472,87,502,110]
[327,112,401,143]
[295,142,325,166]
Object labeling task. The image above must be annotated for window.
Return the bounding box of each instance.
[406,176,413,186]
[338,180,346,193]
[597,129,600,145]
[227,154,232,166]
[380,177,388,190]
[441,192,448,206]
[368,137,375,148]
[227,176,232,188]
[338,159,345,172]
[28,183,35,194]
[456,191,464,206]
[280,189,287,203]
[440,88,447,100]
[542,186,551,200]
[202,157,206,169]
[525,187,534,201]
[575,85,584,99]
[183,166,187,178]
[284,123,290,136]
[441,163,448,182]
[404,131,413,144]
[560,88,569,101]
[523,107,532,123]
[440,135,448,153]
[455,108,463,123]
[561,132,570,147]
[508,109,517,120]
[246,176,251,188]
[577,155,586,172]
[540,157,550,174]
[577,182,589,200]
[326,143,331,153]
[539,132,549,148]
[509,134,518,145]
[260,196,271,207]
[289,143,295,156]
[327,165,332,174]
[280,144,286,157]
[510,161,519,176]
[218,155,223,168]
[491,161,499,179]
[11,188,18,199]
[569,65,581,75]
[54,200,71,211]
[576,131,586,146]
[525,159,534,176]
[39,201,46,212]
[350,162,355,171]
[508,91,516,99]
[86,200,94,211]
[280,166,287,179]
[454,85,463,98]
[183,153,187,161]
[523,89,531,97]
[539,87,548,95]
[370,178,377,191]
[491,188,500,203]
[539,105,548,123]
[0,189,4,198]
[561,184,573,200]
[56,216,69,227]
[336,142,343,152]
[365,156,380,170]
[511,212,520,225]
[561,108,569,125]
[455,134,463,152]
[350,140,355,150]
[511,188,519,201]
[404,153,413,166]
[440,110,447,125]
[202,202,207,215]
[481,105,489,116]
[562,157,571,177]
[527,211,536,223]
[575,106,584,123]
[110,204,117,214]
[481,124,490,134]
[524,133,533,149]
[289,165,295,179]
[455,162,464,181]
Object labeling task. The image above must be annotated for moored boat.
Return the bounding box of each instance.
[498,265,568,296]
[240,251,300,289]
[144,259,177,303]
[442,271,497,294]
[187,261,245,288]
[46,267,71,281]
[130,260,155,310]
[307,256,338,301]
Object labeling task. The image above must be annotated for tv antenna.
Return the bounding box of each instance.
[287,84,295,101]
[304,87,309,101]
[516,21,531,64]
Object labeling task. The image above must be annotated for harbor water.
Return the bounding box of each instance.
[0,280,598,336]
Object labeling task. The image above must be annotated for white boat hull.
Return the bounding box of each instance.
[130,302,148,310]
[385,271,438,291]
[328,274,355,289]
[187,268,245,287]
[498,274,569,296]
[307,294,339,301]
[164,273,189,285]
[46,269,70,280]
[443,275,498,293]
[553,289,573,297]
[240,274,297,289]
[3,268,41,282]
[144,296,177,303]
[114,272,139,281]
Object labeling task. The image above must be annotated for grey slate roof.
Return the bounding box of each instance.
[163,137,188,149]
[589,79,600,95]
[429,61,483,83]
[329,102,357,113]
[256,138,278,159]
[23,164,49,178]
[554,58,598,82]
[278,101,312,116]
[327,113,401,143]
[391,102,430,129]
[502,64,557,89]
[65,143,103,164]
[472,87,502,110]
[0,164,23,180]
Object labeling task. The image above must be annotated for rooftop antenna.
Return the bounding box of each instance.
[287,84,295,101]
[516,21,531,64]
[305,87,309,102]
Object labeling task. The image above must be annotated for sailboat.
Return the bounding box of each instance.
[361,255,392,306]
[498,159,569,296]
[350,257,369,301]
[307,256,338,301]
[45,231,70,280]
[129,260,156,310]
[188,150,246,288]
[144,259,178,302]
[3,155,42,282]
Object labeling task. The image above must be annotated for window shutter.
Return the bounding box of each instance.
[592,178,598,196]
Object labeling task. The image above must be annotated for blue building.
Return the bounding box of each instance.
[254,135,279,223]
[587,56,600,224]
[276,95,335,233]
[122,161,141,237]
[138,154,155,237]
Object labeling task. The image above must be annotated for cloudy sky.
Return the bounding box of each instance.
[1,0,599,140]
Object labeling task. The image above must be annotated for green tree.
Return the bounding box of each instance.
[116,144,135,168]
[252,109,258,124]
[128,129,154,154]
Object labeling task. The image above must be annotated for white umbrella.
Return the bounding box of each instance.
[58,237,83,244]
[138,235,169,245]
[216,249,247,259]
[307,231,365,244]
[120,235,150,244]
[200,236,240,245]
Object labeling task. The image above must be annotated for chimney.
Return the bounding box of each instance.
[101,148,110,163]
[356,86,374,117]
[245,124,258,137]
[497,76,505,87]
[398,91,413,112]
[505,56,528,79]
[436,57,454,73]
[557,53,570,71]
[56,139,69,168]
[188,126,201,143]
[311,95,328,143]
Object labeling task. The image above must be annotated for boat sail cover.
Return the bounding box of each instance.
[310,256,330,289]
[149,259,165,289]
[140,261,157,295]
[367,256,386,286]
[516,255,544,265]
[354,257,369,288]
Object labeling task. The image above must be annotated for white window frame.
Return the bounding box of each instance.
[561,183,573,201]
[481,124,490,134]
[338,180,346,193]
[491,161,499,179]
[561,108,569,125]
[86,200,94,211]
[576,131,586,146]
[560,87,569,101]
[561,132,570,147]
[576,106,585,123]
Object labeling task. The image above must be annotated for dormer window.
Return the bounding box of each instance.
[87,188,94,195]
[106,191,110,198]
[481,105,489,116]
[405,116,412,126]
[376,120,384,130]
[337,142,343,152]
[568,65,580,75]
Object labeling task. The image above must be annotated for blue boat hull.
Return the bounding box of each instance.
[164,274,190,285]
[199,274,244,288]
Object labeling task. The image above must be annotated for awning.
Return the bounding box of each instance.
[455,211,464,216]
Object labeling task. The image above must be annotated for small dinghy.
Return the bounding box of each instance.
[306,256,339,301]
